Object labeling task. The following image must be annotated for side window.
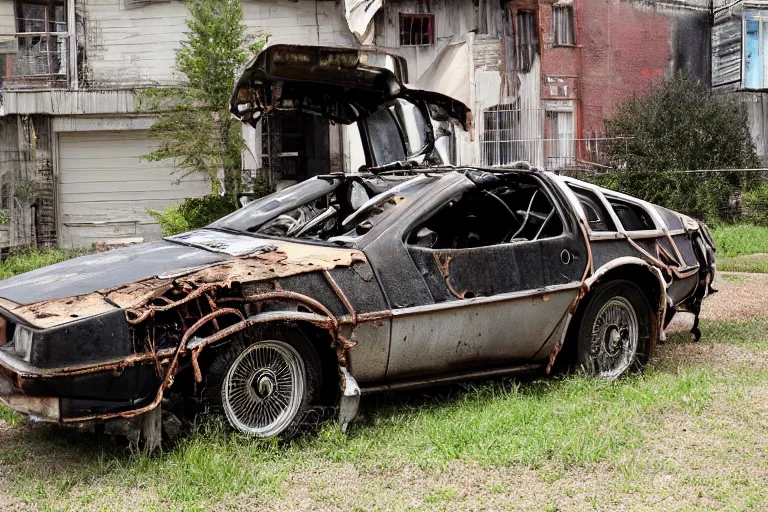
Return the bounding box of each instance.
[367,108,406,165]
[567,185,616,231]
[407,182,564,250]
[607,198,656,231]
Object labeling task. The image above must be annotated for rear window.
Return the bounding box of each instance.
[567,185,616,231]
[607,198,656,231]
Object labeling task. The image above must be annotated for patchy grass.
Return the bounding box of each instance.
[710,224,768,259]
[0,248,92,280]
[718,254,768,273]
[0,317,766,510]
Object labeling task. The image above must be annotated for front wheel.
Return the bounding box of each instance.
[576,280,653,380]
[204,331,321,437]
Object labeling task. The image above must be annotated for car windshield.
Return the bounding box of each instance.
[209,175,435,242]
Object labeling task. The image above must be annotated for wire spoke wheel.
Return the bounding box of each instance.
[587,296,639,379]
[222,340,305,436]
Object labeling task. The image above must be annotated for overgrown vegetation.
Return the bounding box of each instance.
[742,183,768,226]
[142,0,264,197]
[710,224,768,259]
[147,194,240,236]
[599,73,764,222]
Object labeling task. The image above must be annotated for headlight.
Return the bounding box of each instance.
[14,327,34,362]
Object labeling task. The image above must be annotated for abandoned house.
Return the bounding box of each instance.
[0,0,753,251]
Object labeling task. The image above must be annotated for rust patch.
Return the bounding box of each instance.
[0,294,117,329]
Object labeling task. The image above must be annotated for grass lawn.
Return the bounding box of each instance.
[0,317,766,511]
[709,224,768,273]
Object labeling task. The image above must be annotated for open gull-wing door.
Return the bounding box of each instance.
[230,46,471,168]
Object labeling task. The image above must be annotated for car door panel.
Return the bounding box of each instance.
[362,173,588,380]
[386,287,578,379]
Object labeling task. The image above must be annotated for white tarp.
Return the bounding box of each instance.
[413,41,471,108]
[344,0,384,43]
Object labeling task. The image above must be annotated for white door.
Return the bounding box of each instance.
[57,130,210,248]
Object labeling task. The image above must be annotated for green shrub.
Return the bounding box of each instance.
[148,195,240,236]
[598,72,764,222]
[742,184,768,227]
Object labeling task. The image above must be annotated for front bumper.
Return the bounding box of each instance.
[0,349,160,422]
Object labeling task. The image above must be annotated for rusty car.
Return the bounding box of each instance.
[0,46,716,443]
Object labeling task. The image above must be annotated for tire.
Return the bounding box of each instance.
[576,280,653,379]
[203,327,322,437]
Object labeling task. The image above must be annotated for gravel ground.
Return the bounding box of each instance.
[667,271,768,333]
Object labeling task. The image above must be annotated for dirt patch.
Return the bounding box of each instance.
[666,272,768,336]
[702,272,768,320]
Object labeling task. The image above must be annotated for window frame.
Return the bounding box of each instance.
[398,13,435,47]
[403,177,568,251]
[552,5,575,46]
[515,10,540,73]
[11,0,68,83]
[742,7,768,89]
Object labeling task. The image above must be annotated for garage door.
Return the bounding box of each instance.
[58,131,210,248]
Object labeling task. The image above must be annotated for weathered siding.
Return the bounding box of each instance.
[373,0,478,80]
[0,1,15,34]
[81,0,355,88]
[712,2,743,88]
[81,0,187,87]
[243,1,355,47]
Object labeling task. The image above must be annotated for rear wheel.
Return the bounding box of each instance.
[576,280,652,379]
[204,329,321,437]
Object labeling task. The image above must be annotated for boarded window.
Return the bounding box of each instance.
[744,9,768,88]
[712,4,743,87]
[552,6,574,45]
[516,11,540,73]
[399,14,434,46]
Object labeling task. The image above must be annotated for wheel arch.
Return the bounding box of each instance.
[190,311,343,393]
[552,257,667,371]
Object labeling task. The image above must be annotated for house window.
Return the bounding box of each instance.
[11,0,68,84]
[516,11,540,73]
[544,110,575,169]
[744,9,768,88]
[553,6,574,46]
[399,14,434,46]
[1,182,9,210]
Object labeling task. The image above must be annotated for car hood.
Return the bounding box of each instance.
[0,231,365,328]
[230,44,471,130]
[0,240,226,305]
